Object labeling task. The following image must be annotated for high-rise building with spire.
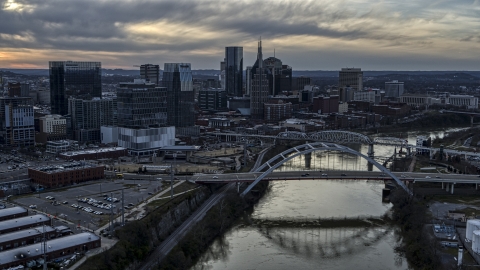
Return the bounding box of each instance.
[250,39,271,119]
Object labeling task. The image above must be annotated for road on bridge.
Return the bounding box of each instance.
[193,171,480,184]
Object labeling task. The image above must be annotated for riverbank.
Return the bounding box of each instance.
[389,189,443,270]
[158,181,270,270]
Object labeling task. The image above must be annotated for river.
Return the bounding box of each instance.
[191,127,471,270]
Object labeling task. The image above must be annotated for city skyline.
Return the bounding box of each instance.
[1,0,480,70]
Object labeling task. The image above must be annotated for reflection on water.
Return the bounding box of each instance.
[191,128,467,270]
[191,180,408,270]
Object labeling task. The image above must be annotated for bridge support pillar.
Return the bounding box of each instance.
[430,149,434,160]
[446,183,450,192]
[367,144,374,171]
[304,152,311,169]
[442,182,444,189]
[451,183,455,194]
[236,182,240,193]
[407,147,411,156]
[368,144,374,157]
[471,115,474,127]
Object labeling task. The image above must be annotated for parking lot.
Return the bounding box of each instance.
[12,178,164,231]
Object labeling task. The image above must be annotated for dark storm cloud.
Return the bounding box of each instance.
[0,0,421,51]
[1,0,479,69]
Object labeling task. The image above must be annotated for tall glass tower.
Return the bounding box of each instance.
[225,47,243,97]
[163,63,195,127]
[49,61,102,115]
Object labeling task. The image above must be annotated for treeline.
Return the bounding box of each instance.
[158,181,269,270]
[78,188,210,270]
[402,112,470,129]
[389,190,443,270]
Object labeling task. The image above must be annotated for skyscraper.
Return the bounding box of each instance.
[225,47,243,97]
[117,79,167,128]
[49,61,102,115]
[250,39,270,119]
[163,63,195,127]
[264,57,292,95]
[140,64,160,85]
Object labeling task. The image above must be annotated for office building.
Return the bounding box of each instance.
[163,63,195,127]
[313,96,340,114]
[353,91,376,103]
[225,47,243,97]
[264,100,292,123]
[198,89,227,111]
[293,77,312,91]
[250,39,270,119]
[264,57,292,95]
[7,82,29,97]
[140,64,160,85]
[68,97,117,142]
[245,66,252,95]
[114,79,174,156]
[0,97,34,147]
[446,95,478,109]
[117,79,167,128]
[339,68,363,91]
[385,80,404,98]
[49,61,102,115]
[220,61,226,90]
[36,114,67,144]
[117,126,175,156]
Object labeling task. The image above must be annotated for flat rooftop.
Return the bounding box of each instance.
[0,214,50,232]
[0,232,100,266]
[0,226,55,244]
[60,147,126,157]
[0,206,27,219]
[159,146,200,151]
[30,162,101,174]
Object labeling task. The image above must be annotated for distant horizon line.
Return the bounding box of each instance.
[2,68,480,72]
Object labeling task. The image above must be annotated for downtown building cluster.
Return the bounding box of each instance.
[0,40,479,153]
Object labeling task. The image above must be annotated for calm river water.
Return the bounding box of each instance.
[190,127,470,270]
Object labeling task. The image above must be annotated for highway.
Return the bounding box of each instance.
[193,171,480,184]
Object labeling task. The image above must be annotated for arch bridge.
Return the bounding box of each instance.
[240,142,412,197]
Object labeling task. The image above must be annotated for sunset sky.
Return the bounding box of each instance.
[1,0,480,70]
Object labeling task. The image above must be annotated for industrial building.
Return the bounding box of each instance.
[0,214,50,234]
[0,206,28,222]
[28,162,104,188]
[0,226,57,251]
[0,232,100,269]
